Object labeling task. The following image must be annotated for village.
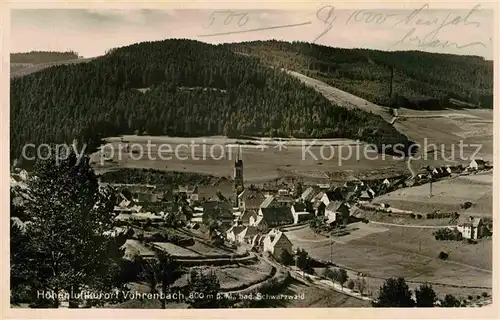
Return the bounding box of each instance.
[11,146,493,308]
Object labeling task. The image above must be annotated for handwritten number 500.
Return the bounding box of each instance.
[207,11,249,28]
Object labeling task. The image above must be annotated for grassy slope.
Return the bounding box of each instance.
[225,40,493,109]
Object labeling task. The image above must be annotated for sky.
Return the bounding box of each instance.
[10,6,494,60]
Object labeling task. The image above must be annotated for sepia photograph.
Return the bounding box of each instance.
[6,1,496,313]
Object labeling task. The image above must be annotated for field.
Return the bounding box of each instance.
[90,134,469,185]
[289,70,493,162]
[394,108,493,161]
[256,279,371,308]
[374,172,493,216]
[173,259,274,290]
[285,225,492,298]
[153,240,234,258]
[10,58,94,78]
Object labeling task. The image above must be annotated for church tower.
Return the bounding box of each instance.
[234,147,244,206]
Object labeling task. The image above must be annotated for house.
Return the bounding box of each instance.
[457,217,486,240]
[343,180,364,192]
[447,165,464,174]
[317,183,331,190]
[275,194,294,206]
[359,188,375,201]
[291,203,312,224]
[260,195,278,208]
[313,201,326,216]
[239,209,258,226]
[320,187,345,206]
[226,225,246,243]
[325,201,351,225]
[238,189,265,212]
[201,201,234,225]
[263,228,293,258]
[253,207,294,230]
[300,187,318,202]
[236,226,260,244]
[277,189,290,196]
[468,159,486,171]
[178,185,199,202]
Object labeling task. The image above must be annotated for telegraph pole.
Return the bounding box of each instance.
[429,179,433,198]
[330,237,333,263]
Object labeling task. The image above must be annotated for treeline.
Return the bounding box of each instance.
[10,51,81,64]
[98,168,224,186]
[224,40,493,109]
[11,39,412,162]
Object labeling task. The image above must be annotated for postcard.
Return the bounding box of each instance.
[3,1,498,319]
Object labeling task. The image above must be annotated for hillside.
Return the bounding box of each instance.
[10,39,412,163]
[10,51,80,64]
[224,41,493,109]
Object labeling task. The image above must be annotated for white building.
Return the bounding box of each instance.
[263,228,293,258]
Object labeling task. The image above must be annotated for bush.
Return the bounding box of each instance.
[416,214,422,219]
[442,294,461,307]
[438,251,449,260]
[409,213,416,219]
[467,295,473,300]
[347,279,355,290]
[481,292,488,298]
[433,228,462,241]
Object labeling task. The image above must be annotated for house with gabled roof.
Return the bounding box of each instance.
[236,226,260,244]
[325,201,351,225]
[263,228,293,258]
[291,202,312,224]
[260,195,278,208]
[239,209,258,226]
[238,189,265,212]
[359,187,376,201]
[468,159,487,171]
[320,187,345,206]
[226,225,246,243]
[201,200,234,225]
[177,185,199,202]
[251,206,294,230]
[276,194,294,206]
[313,200,326,216]
[300,186,318,202]
[457,216,486,240]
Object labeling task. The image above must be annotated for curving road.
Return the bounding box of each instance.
[368,221,455,229]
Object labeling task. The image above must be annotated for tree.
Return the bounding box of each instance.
[373,277,415,307]
[415,283,437,307]
[336,268,349,289]
[186,269,223,308]
[279,249,294,266]
[137,252,182,308]
[347,279,355,290]
[294,182,303,198]
[20,150,122,307]
[295,248,314,274]
[441,294,461,307]
[356,276,367,296]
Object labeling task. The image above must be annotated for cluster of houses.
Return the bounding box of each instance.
[10,156,492,260]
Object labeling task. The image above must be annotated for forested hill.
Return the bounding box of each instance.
[224,40,493,110]
[11,39,412,162]
[10,51,81,64]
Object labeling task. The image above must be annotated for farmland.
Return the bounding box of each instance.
[173,259,274,291]
[374,172,493,216]
[254,280,371,308]
[90,134,469,186]
[285,225,492,298]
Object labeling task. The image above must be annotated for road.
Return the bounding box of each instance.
[368,221,454,229]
